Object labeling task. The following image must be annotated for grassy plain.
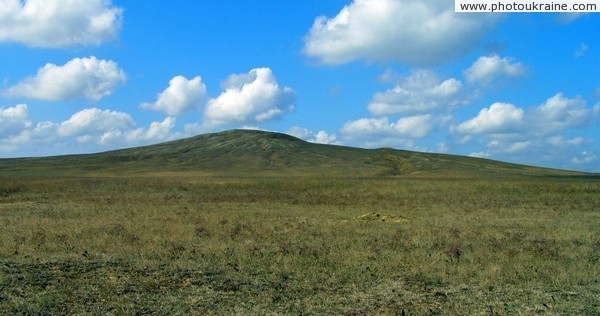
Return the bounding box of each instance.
[0,175,599,314]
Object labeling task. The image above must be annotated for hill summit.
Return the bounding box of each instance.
[0,129,587,177]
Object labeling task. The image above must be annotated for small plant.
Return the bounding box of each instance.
[445,246,463,262]
[195,226,209,237]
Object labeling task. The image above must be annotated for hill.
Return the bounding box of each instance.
[0,129,591,177]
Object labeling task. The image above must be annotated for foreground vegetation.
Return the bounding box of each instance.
[1,175,599,314]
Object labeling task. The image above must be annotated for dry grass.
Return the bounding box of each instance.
[0,176,599,314]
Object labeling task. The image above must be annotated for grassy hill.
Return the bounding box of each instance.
[1,130,599,314]
[0,129,591,177]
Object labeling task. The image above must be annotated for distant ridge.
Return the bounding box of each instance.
[0,129,592,178]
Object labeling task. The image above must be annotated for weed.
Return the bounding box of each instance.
[445,246,464,262]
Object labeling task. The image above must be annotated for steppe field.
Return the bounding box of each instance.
[1,174,599,315]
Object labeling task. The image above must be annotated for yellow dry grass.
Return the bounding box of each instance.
[0,176,598,314]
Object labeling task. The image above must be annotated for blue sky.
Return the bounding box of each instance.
[0,0,599,172]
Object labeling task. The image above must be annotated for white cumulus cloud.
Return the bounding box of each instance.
[4,121,58,150]
[303,0,497,66]
[457,94,597,138]
[4,56,126,101]
[368,70,463,115]
[0,0,122,48]
[464,55,525,85]
[531,93,596,134]
[286,127,337,144]
[122,117,176,144]
[456,102,524,135]
[0,104,32,136]
[341,117,395,137]
[57,108,135,137]
[203,68,295,127]
[67,114,176,146]
[394,115,438,138]
[455,93,599,164]
[140,76,207,116]
[1,107,179,156]
[340,114,441,146]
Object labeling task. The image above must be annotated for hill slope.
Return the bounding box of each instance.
[0,129,590,177]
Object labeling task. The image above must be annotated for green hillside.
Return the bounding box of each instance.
[0,129,590,177]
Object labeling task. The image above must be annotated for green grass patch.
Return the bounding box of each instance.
[0,176,599,314]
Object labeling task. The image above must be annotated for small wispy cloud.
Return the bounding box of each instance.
[575,43,589,58]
